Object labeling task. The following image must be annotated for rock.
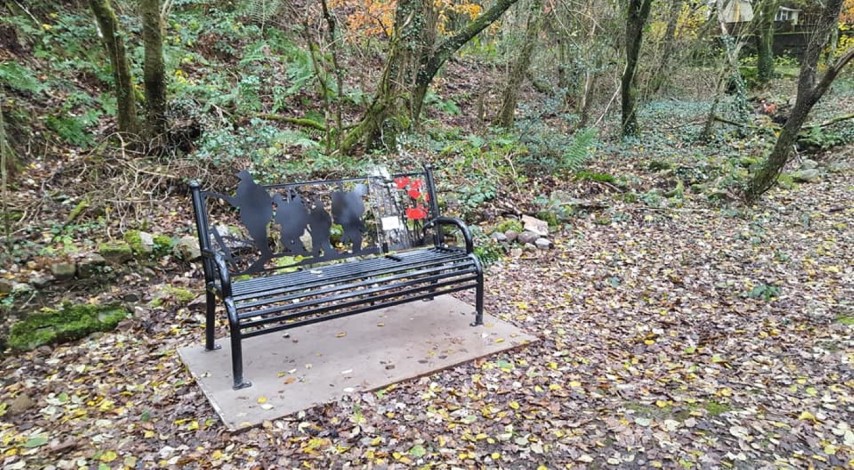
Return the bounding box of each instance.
[535,238,552,250]
[174,236,201,261]
[518,231,539,245]
[504,230,518,243]
[0,278,14,294]
[800,159,818,170]
[99,241,133,263]
[28,275,53,289]
[521,215,549,236]
[77,254,106,279]
[491,232,508,243]
[12,282,33,294]
[791,169,820,183]
[50,262,77,281]
[828,161,851,173]
[509,247,523,258]
[36,345,52,355]
[8,394,36,415]
[523,243,537,252]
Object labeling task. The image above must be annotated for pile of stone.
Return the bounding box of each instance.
[490,215,553,255]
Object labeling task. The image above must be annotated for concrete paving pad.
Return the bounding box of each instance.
[178,295,537,430]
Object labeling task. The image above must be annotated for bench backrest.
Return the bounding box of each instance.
[190,167,441,275]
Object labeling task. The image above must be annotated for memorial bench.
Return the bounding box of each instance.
[189,166,483,389]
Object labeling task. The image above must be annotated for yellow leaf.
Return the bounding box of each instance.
[655,400,669,408]
[538,466,548,470]
[187,420,199,431]
[211,450,223,460]
[336,331,347,338]
[549,384,563,391]
[509,401,520,410]
[143,430,155,438]
[644,339,655,345]
[798,411,817,422]
[491,452,500,460]
[257,396,268,404]
[569,381,582,388]
[100,450,118,463]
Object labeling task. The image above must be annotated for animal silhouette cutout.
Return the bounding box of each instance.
[222,171,274,263]
[332,184,367,253]
[307,197,335,258]
[272,192,310,255]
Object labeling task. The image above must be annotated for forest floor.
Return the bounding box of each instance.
[0,139,851,468]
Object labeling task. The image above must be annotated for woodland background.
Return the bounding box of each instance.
[0,0,852,468]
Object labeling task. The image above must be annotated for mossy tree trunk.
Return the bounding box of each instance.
[497,0,544,128]
[756,0,778,85]
[89,0,138,136]
[0,97,16,250]
[342,0,520,153]
[746,0,850,202]
[621,0,654,138]
[410,0,519,125]
[141,0,167,140]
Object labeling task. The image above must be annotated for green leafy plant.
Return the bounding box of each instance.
[746,283,781,301]
[0,62,44,94]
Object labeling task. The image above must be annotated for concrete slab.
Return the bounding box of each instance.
[178,295,537,430]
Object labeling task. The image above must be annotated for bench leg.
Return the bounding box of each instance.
[472,272,484,327]
[225,299,252,389]
[204,291,221,351]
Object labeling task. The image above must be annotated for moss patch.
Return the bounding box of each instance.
[153,235,174,255]
[835,315,854,326]
[704,400,732,416]
[98,241,133,263]
[493,218,524,234]
[7,303,129,351]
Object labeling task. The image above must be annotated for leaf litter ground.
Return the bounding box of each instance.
[0,155,851,469]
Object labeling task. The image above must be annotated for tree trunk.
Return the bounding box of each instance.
[745,0,849,202]
[498,0,544,128]
[89,0,138,136]
[410,0,520,124]
[648,0,683,96]
[756,0,777,85]
[344,0,519,153]
[621,0,654,138]
[141,0,167,139]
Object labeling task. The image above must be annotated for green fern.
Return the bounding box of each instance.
[0,62,44,94]
[239,0,284,26]
[561,128,597,172]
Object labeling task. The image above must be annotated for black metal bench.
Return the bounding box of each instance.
[189,166,483,389]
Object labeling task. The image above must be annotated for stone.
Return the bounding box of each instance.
[800,159,818,170]
[28,275,53,289]
[828,161,851,173]
[77,254,106,279]
[174,236,201,261]
[518,231,539,245]
[99,241,133,263]
[12,282,33,293]
[504,230,519,243]
[491,232,508,243]
[50,262,77,281]
[521,215,549,236]
[523,243,537,252]
[0,278,13,294]
[535,238,552,250]
[791,169,820,183]
[509,247,523,258]
[8,394,36,415]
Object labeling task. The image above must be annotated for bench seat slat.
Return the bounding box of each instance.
[235,261,476,311]
[240,276,480,332]
[231,248,470,300]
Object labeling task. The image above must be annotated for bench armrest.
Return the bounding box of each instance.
[422,217,474,254]
[201,249,233,297]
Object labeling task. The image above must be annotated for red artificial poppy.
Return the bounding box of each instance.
[410,179,422,190]
[405,206,428,220]
[408,188,421,200]
[394,177,410,189]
